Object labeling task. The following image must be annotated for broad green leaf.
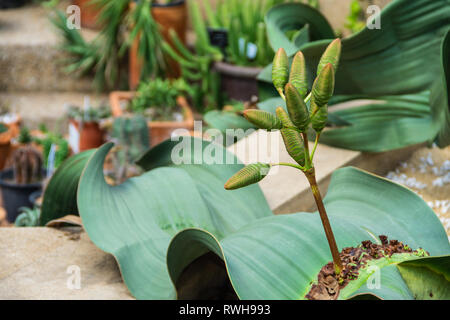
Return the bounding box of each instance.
[430,29,450,147]
[77,140,272,299]
[319,30,450,151]
[167,167,449,300]
[76,141,449,300]
[203,110,256,136]
[261,0,450,96]
[39,149,95,226]
[319,93,434,152]
[397,256,450,300]
[264,2,334,56]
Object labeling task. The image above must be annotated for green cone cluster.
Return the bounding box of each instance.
[224,39,341,190]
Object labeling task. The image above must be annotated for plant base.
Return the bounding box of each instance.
[306,235,426,300]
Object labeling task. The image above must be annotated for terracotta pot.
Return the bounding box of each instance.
[213,61,263,102]
[0,139,11,170]
[73,0,102,30]
[0,115,21,170]
[69,119,105,152]
[129,0,188,90]
[109,91,194,147]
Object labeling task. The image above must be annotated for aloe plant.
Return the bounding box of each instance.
[201,0,290,67]
[161,1,223,111]
[344,0,366,34]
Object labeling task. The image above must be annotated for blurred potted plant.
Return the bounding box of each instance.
[109,78,194,146]
[51,0,187,91]
[34,125,70,171]
[0,127,43,223]
[67,99,110,153]
[0,106,21,169]
[128,0,188,89]
[103,115,149,184]
[0,123,12,170]
[198,0,290,102]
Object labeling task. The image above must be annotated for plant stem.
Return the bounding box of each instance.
[274,162,305,171]
[304,92,312,103]
[304,168,343,275]
[310,133,321,162]
[301,132,311,169]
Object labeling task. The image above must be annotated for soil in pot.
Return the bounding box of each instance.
[306,235,428,300]
[0,168,43,223]
[214,62,263,102]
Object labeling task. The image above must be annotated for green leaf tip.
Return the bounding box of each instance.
[289,51,308,98]
[280,128,306,166]
[243,109,282,131]
[225,163,271,190]
[317,38,342,75]
[312,63,335,108]
[285,83,310,131]
[272,48,289,98]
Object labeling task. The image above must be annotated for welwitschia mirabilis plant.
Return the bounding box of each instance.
[225,39,344,275]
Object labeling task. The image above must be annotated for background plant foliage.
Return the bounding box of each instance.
[41,139,449,299]
[51,0,166,90]
[258,0,450,152]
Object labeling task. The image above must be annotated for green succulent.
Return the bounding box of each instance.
[130,78,193,121]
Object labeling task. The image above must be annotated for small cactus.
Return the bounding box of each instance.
[12,146,43,184]
[112,115,150,163]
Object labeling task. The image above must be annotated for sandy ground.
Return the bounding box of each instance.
[385,145,450,238]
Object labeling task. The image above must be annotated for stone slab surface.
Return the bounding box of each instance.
[0,2,97,92]
[0,227,133,300]
[0,92,108,131]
